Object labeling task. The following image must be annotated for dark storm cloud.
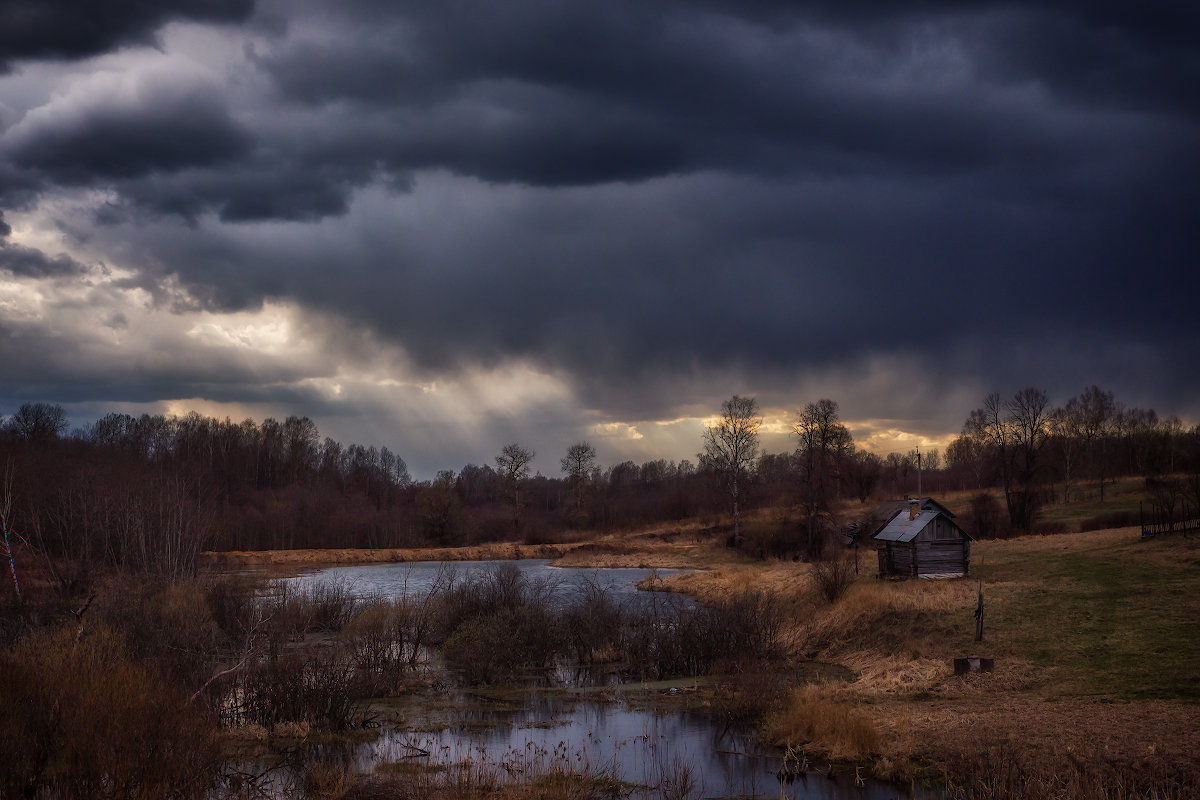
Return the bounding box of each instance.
[0,240,90,277]
[4,77,252,184]
[0,0,256,71]
[1,0,1198,434]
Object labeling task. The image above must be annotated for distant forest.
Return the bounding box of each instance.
[1,386,1198,592]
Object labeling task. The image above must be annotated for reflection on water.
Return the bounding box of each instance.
[283,558,687,606]
[366,691,907,800]
[272,560,910,799]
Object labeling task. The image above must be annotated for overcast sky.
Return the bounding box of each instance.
[1,0,1197,479]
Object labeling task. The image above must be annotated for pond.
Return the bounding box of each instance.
[282,558,687,606]
[366,689,907,800]
[272,559,911,799]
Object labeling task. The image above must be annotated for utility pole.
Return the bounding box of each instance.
[916,446,923,496]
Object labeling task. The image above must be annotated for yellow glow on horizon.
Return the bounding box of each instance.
[848,419,957,456]
[592,422,644,440]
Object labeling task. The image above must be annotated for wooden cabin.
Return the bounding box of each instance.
[873,498,971,579]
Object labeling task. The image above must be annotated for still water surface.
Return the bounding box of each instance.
[284,560,910,799]
[284,558,684,605]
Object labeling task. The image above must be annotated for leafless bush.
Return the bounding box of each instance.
[342,598,415,693]
[433,564,566,683]
[0,622,220,799]
[657,755,701,800]
[93,577,226,692]
[709,669,791,726]
[203,573,265,646]
[226,648,363,730]
[811,555,856,604]
[293,579,362,632]
[562,577,625,664]
[621,594,701,680]
[441,602,564,684]
[705,588,788,663]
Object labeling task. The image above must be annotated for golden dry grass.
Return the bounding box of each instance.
[200,520,726,572]
[764,685,879,761]
[200,542,577,570]
[756,526,1200,793]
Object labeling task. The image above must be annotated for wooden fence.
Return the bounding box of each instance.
[1140,500,1200,537]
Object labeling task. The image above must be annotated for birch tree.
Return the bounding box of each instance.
[702,395,761,546]
[1,460,20,601]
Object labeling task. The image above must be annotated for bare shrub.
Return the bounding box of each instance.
[562,577,625,664]
[203,573,264,645]
[0,622,220,799]
[293,579,362,633]
[343,599,410,675]
[811,556,856,604]
[965,492,1004,539]
[228,648,363,730]
[657,755,700,800]
[434,564,565,683]
[441,603,564,684]
[708,669,790,726]
[705,587,788,663]
[622,594,705,680]
[93,577,224,692]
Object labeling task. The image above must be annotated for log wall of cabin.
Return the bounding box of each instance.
[877,516,971,577]
[877,541,918,576]
[914,540,969,576]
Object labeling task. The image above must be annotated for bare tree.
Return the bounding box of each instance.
[1051,396,1086,503]
[495,443,534,534]
[1,459,20,601]
[1076,385,1118,501]
[964,388,1051,529]
[844,450,882,503]
[1007,387,1052,527]
[794,399,852,555]
[702,395,761,546]
[560,441,597,517]
[4,402,68,442]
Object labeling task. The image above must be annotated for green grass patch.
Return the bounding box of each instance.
[986,533,1200,700]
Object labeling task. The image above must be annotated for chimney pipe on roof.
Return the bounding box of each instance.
[909,498,920,520]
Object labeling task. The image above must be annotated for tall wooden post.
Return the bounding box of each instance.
[974,555,984,642]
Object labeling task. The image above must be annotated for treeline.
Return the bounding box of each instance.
[0,404,738,592]
[944,386,1200,531]
[3,386,1199,593]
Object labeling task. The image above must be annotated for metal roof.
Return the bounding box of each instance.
[873,509,940,543]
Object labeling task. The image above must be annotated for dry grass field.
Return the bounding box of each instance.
[649,524,1200,794]
[198,493,1200,795]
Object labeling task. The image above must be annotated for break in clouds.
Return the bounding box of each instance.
[0,0,1197,477]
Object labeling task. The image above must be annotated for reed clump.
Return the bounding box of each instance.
[764,685,879,761]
